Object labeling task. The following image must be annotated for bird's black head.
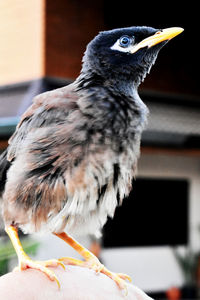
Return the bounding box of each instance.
[81,26,183,87]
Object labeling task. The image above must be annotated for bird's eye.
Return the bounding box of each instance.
[119,36,132,48]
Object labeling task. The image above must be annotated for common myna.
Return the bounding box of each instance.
[0,26,183,290]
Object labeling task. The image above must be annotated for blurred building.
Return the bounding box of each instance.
[0,1,200,298]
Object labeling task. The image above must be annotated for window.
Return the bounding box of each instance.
[103,178,188,247]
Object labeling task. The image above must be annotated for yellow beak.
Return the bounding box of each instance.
[130,27,184,54]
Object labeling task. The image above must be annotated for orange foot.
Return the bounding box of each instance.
[54,232,132,293]
[14,257,65,288]
[59,256,131,293]
[5,225,65,288]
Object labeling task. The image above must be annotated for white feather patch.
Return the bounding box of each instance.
[45,142,140,237]
[110,40,132,53]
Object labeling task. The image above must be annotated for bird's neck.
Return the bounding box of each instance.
[75,69,139,99]
[75,69,148,132]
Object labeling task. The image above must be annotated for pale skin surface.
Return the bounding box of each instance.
[0,266,153,300]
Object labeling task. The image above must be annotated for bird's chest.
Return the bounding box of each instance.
[49,141,139,236]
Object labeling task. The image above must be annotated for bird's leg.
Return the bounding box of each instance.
[54,232,131,290]
[5,225,65,288]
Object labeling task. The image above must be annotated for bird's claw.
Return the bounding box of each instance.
[60,255,130,294]
[38,259,66,270]
[117,272,132,282]
[100,265,130,294]
[13,258,63,288]
[86,259,131,286]
[85,258,104,273]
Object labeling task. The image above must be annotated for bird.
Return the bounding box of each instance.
[0,26,183,290]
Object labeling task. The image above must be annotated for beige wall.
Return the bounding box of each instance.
[0,0,104,86]
[0,0,45,85]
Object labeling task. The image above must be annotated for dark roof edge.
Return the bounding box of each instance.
[0,117,20,136]
[0,77,72,92]
[140,88,200,107]
[0,77,199,106]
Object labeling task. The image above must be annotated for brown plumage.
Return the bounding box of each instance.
[3,82,137,236]
[0,26,183,290]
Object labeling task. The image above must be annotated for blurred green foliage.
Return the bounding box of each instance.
[0,237,39,276]
[173,247,199,287]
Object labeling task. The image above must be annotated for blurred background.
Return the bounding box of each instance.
[0,1,200,299]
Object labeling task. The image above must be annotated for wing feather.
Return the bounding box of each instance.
[7,84,78,162]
